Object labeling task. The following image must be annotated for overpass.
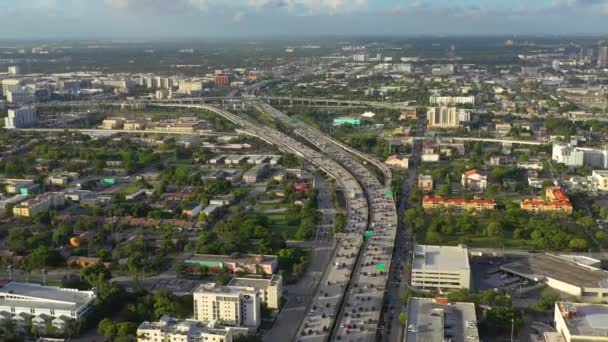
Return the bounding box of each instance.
[415,136,548,146]
[13,128,239,137]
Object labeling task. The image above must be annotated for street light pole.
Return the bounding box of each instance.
[510,317,514,342]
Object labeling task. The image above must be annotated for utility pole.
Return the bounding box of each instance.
[510,317,514,342]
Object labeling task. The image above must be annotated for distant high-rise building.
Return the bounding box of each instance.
[7,66,21,75]
[1,79,22,96]
[4,106,38,129]
[598,46,608,68]
[193,283,260,330]
[580,47,594,63]
[426,107,460,128]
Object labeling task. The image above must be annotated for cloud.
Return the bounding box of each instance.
[233,11,246,22]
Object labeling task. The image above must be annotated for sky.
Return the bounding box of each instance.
[1,0,608,39]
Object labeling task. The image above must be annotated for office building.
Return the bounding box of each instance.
[411,244,471,290]
[500,254,608,300]
[1,78,22,95]
[12,192,65,217]
[4,106,38,129]
[552,143,585,168]
[554,302,608,342]
[520,187,573,214]
[404,297,479,342]
[426,107,460,128]
[598,46,608,68]
[461,169,488,191]
[429,96,475,106]
[193,283,261,330]
[228,275,283,310]
[0,281,96,331]
[137,315,249,342]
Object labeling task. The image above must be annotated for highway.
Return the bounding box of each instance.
[151,101,371,342]
[256,103,398,342]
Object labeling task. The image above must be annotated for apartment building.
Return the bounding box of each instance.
[12,192,65,217]
[429,96,475,106]
[137,315,249,342]
[520,187,573,214]
[4,106,38,129]
[422,195,496,212]
[193,283,261,331]
[426,107,460,128]
[228,275,283,310]
[411,244,471,290]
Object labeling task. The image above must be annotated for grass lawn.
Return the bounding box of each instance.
[416,230,532,249]
[116,182,143,195]
[266,213,292,226]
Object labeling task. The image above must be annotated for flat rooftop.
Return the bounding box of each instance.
[187,254,277,265]
[0,282,95,311]
[558,302,608,338]
[228,275,281,289]
[412,244,470,272]
[405,297,479,342]
[500,254,608,288]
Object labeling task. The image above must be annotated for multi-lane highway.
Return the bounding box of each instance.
[257,103,398,342]
[152,101,372,342]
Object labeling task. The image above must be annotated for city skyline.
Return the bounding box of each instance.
[2,0,608,38]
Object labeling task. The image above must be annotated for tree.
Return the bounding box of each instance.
[98,318,116,339]
[485,221,504,238]
[26,247,62,270]
[438,184,450,197]
[569,238,589,251]
[44,320,55,337]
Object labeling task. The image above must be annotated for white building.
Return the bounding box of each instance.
[7,66,21,75]
[553,143,608,169]
[137,315,249,342]
[461,169,488,191]
[411,244,471,290]
[552,143,584,168]
[426,107,461,128]
[193,283,261,331]
[554,302,608,342]
[1,79,22,95]
[592,170,608,191]
[429,96,475,106]
[178,80,203,95]
[0,282,96,331]
[228,275,283,310]
[4,106,38,129]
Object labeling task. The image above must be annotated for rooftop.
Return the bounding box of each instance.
[412,244,470,272]
[405,297,479,342]
[194,283,256,295]
[557,302,608,338]
[228,275,281,289]
[500,254,608,288]
[187,254,277,265]
[0,282,95,312]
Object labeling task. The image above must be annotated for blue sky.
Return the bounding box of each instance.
[1,0,608,38]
